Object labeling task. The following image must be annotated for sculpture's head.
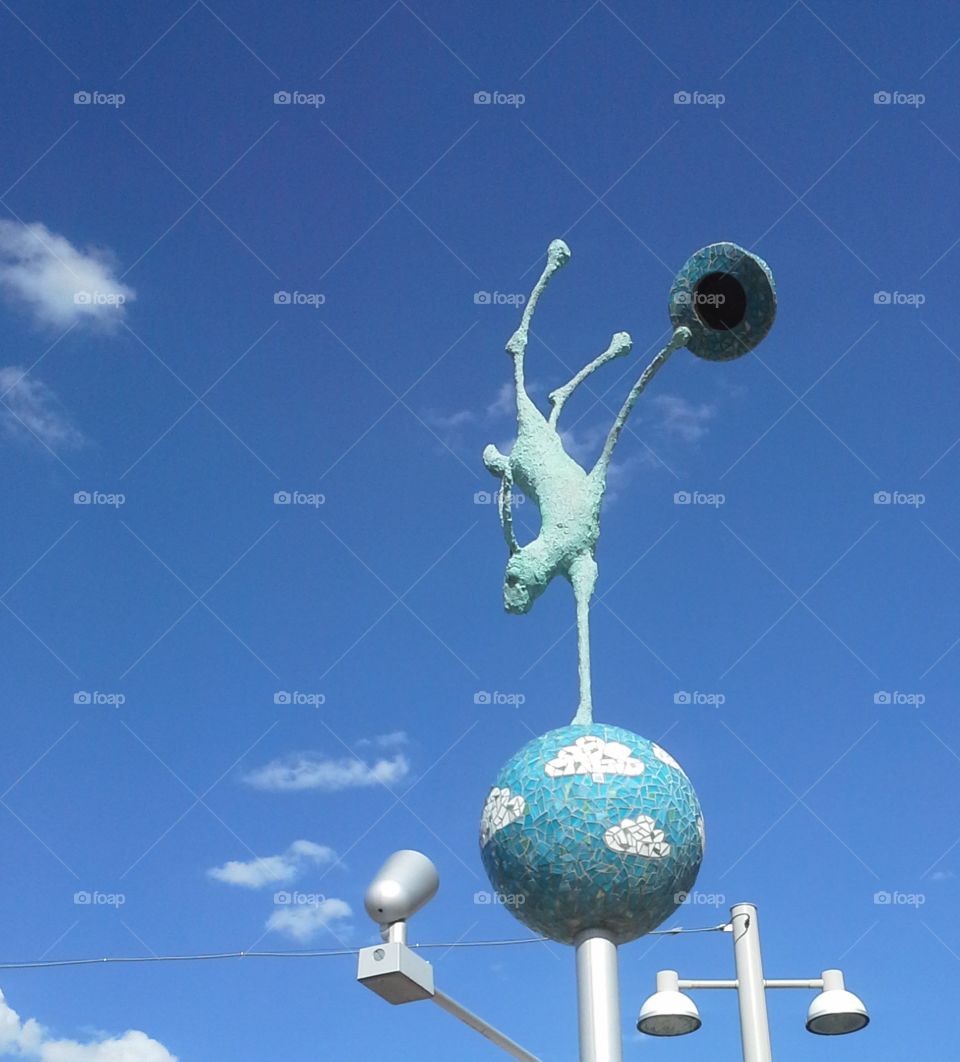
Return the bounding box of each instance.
[503,540,554,614]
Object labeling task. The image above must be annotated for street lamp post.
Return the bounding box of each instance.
[638,902,869,1058]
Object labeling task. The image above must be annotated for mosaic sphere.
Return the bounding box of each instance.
[479,724,704,946]
[668,241,776,361]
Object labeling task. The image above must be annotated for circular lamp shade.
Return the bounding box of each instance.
[806,988,870,1035]
[637,991,702,1037]
[479,724,704,945]
[669,242,776,361]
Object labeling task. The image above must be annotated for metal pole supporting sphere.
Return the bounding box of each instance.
[575,930,623,1062]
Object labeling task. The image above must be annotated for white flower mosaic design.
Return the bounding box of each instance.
[544,737,645,783]
[652,743,685,774]
[604,815,671,858]
[480,786,526,847]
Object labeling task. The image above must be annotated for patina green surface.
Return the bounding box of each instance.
[483,239,691,724]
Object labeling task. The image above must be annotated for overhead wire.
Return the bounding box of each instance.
[0,923,730,971]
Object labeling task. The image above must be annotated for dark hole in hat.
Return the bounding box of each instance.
[693,272,747,331]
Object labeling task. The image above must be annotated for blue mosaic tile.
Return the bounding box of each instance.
[480,724,703,945]
[668,242,776,361]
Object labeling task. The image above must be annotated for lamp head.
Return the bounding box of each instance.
[637,971,701,1037]
[364,850,439,926]
[806,970,869,1035]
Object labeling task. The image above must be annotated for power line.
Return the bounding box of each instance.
[0,924,730,971]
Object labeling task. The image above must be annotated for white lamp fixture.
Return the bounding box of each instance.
[637,970,702,1036]
[637,904,869,1060]
[805,970,870,1036]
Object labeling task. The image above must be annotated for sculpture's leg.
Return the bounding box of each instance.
[569,552,598,725]
[505,239,571,395]
[548,332,632,429]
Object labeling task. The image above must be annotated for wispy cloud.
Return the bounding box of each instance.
[356,730,408,750]
[650,393,715,443]
[0,987,176,1060]
[207,840,336,888]
[485,380,514,419]
[243,750,409,792]
[265,897,352,942]
[0,366,84,449]
[0,219,134,328]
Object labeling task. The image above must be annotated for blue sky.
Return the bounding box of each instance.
[0,1,958,1058]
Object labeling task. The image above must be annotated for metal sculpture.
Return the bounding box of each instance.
[483,238,776,725]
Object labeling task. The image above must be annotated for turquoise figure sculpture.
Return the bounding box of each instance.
[480,239,776,946]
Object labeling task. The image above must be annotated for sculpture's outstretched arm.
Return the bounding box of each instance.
[591,326,691,482]
[505,239,571,395]
[548,331,632,429]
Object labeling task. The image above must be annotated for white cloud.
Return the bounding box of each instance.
[356,731,408,750]
[265,898,352,942]
[486,380,514,419]
[244,751,409,792]
[208,839,336,888]
[0,367,84,449]
[0,220,134,328]
[651,394,715,443]
[0,988,175,1061]
[428,409,475,430]
[480,787,526,847]
[544,736,645,783]
[604,815,671,858]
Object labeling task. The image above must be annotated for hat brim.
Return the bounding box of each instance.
[668,243,776,361]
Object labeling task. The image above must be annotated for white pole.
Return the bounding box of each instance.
[431,991,542,1062]
[730,903,772,1062]
[574,930,623,1062]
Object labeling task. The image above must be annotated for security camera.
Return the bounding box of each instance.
[364,850,439,925]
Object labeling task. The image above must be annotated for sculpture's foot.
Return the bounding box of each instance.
[571,704,593,726]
